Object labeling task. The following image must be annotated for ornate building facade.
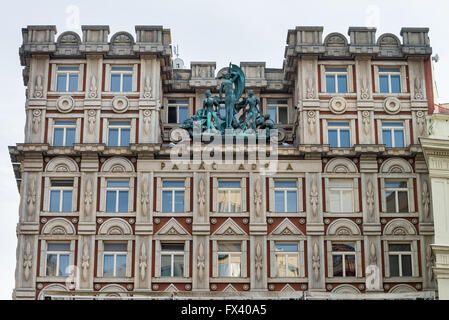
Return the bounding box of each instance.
[10,25,438,299]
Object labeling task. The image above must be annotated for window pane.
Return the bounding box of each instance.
[168,107,177,123]
[332,243,355,252]
[58,66,79,71]
[103,255,114,277]
[59,254,70,276]
[278,107,288,124]
[218,242,241,252]
[162,191,173,213]
[383,130,393,148]
[178,107,188,123]
[340,130,350,148]
[287,255,299,277]
[47,243,70,251]
[337,75,348,93]
[274,190,285,212]
[379,75,389,93]
[217,191,228,213]
[275,243,298,252]
[326,75,336,93]
[108,128,119,146]
[111,66,133,71]
[163,180,185,188]
[50,190,60,212]
[106,191,117,212]
[68,74,78,92]
[267,107,277,123]
[329,191,341,212]
[57,74,67,92]
[174,190,184,212]
[53,128,64,146]
[328,122,350,127]
[274,181,296,188]
[342,191,353,212]
[328,130,338,148]
[345,255,356,277]
[230,255,241,277]
[116,255,127,277]
[385,181,405,189]
[66,128,76,146]
[122,74,132,92]
[398,191,409,213]
[218,181,241,188]
[118,191,128,212]
[394,130,405,148]
[389,255,399,277]
[275,255,286,277]
[62,190,72,212]
[110,74,121,92]
[173,255,184,277]
[401,255,412,276]
[46,254,57,276]
[386,191,396,213]
[391,75,401,93]
[107,180,129,188]
[333,255,343,277]
[120,128,130,147]
[229,190,241,212]
[286,191,297,213]
[161,243,184,251]
[104,243,127,251]
[161,255,172,277]
[389,244,411,252]
[218,254,229,277]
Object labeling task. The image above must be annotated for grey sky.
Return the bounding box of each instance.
[0,0,447,299]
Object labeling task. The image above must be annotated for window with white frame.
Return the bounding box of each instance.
[53,120,76,147]
[274,180,297,213]
[328,179,354,213]
[103,243,127,277]
[325,67,348,93]
[217,242,241,277]
[162,180,185,213]
[160,243,185,277]
[274,243,299,277]
[56,66,79,92]
[388,243,413,277]
[108,121,131,147]
[331,243,356,277]
[267,99,288,124]
[110,66,133,92]
[167,99,189,124]
[105,180,129,213]
[49,179,74,212]
[328,122,350,148]
[385,180,409,213]
[382,122,405,148]
[379,68,401,94]
[218,180,242,213]
[46,243,71,277]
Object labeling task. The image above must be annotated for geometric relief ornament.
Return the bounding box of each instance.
[56,95,75,113]
[270,218,303,236]
[383,97,401,114]
[111,96,129,113]
[98,218,133,235]
[329,97,347,114]
[383,219,416,236]
[212,218,246,236]
[156,218,189,236]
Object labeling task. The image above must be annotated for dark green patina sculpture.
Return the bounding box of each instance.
[180,63,277,138]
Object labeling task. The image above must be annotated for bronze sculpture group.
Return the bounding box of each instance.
[180,63,277,138]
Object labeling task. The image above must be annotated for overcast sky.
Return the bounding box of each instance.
[0,0,448,299]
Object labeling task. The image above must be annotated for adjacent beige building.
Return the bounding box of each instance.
[10,25,439,300]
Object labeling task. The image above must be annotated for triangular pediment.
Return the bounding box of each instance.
[222,284,237,292]
[213,218,246,236]
[156,218,189,235]
[280,284,296,293]
[270,218,304,236]
[164,284,179,292]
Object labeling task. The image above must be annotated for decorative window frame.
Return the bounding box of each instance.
[382,218,420,280]
[372,62,408,96]
[102,116,137,146]
[98,157,136,216]
[96,239,133,280]
[163,95,194,125]
[377,118,411,148]
[322,117,357,148]
[154,174,192,215]
[261,95,293,126]
[48,116,82,146]
[104,61,139,94]
[326,219,363,280]
[49,60,85,94]
[378,158,416,216]
[267,175,304,215]
[211,239,248,280]
[319,62,355,94]
[211,175,248,216]
[43,157,80,215]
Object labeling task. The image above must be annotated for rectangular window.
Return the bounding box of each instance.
[328,122,350,148]
[105,180,129,213]
[49,180,73,212]
[274,243,299,277]
[217,180,242,213]
[168,99,189,124]
[110,66,133,92]
[332,243,356,277]
[160,243,185,277]
[217,242,241,277]
[329,179,354,213]
[108,121,131,147]
[103,243,127,277]
[274,180,297,213]
[388,243,412,277]
[56,66,79,92]
[46,243,70,276]
[162,180,185,213]
[53,120,76,146]
[267,99,288,124]
[385,180,409,213]
[382,122,405,148]
[325,68,348,93]
[379,68,401,94]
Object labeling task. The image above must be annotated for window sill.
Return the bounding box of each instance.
[102,92,140,97]
[152,277,192,283]
[323,212,363,218]
[373,93,411,99]
[384,277,422,283]
[319,93,357,99]
[37,276,72,282]
[268,277,307,283]
[47,92,85,96]
[41,211,80,216]
[266,212,306,218]
[380,212,419,218]
[97,212,136,217]
[325,277,364,283]
[210,212,250,217]
[211,277,250,283]
[154,212,193,217]
[94,277,134,283]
